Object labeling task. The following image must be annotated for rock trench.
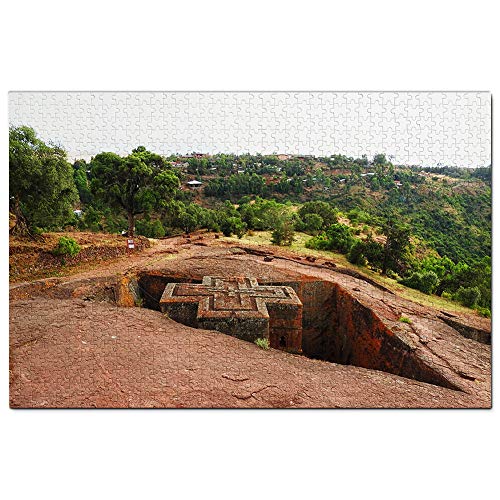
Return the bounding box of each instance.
[123,270,463,390]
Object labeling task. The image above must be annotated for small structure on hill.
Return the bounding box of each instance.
[160,276,303,352]
[186,180,203,189]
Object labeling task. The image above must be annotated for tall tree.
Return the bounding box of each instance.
[73,159,93,205]
[90,147,180,236]
[9,126,78,235]
[381,221,412,275]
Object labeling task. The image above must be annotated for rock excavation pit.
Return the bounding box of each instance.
[159,276,303,352]
[129,270,463,390]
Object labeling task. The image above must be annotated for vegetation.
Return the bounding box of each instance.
[297,201,338,229]
[9,126,491,316]
[9,126,78,235]
[271,219,295,246]
[254,338,270,350]
[52,236,81,257]
[90,146,180,236]
[306,223,356,254]
[399,270,439,295]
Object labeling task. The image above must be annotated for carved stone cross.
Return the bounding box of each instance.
[159,276,302,352]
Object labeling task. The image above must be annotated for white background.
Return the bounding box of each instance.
[1,1,498,499]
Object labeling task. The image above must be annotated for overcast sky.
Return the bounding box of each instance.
[9,92,491,168]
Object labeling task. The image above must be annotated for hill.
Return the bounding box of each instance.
[183,153,491,264]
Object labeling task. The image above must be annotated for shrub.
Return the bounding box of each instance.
[347,241,368,266]
[306,223,355,254]
[454,286,481,308]
[137,219,166,238]
[386,269,400,280]
[53,237,80,257]
[150,220,166,238]
[220,216,247,238]
[52,236,81,258]
[302,213,324,234]
[254,338,270,350]
[305,233,331,251]
[347,209,371,225]
[475,306,491,318]
[399,270,439,295]
[271,219,295,246]
[399,315,412,324]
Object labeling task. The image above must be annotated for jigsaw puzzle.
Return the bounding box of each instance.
[8,92,492,408]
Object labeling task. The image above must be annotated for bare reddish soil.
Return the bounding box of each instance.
[9,233,492,408]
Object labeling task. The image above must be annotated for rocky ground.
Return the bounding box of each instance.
[9,233,492,408]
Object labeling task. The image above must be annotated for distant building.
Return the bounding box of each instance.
[182,153,207,159]
[172,161,188,169]
[187,180,203,188]
[73,209,83,217]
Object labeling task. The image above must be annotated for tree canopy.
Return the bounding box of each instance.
[90,147,180,236]
[9,126,78,234]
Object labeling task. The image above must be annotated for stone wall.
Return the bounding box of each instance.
[265,278,459,390]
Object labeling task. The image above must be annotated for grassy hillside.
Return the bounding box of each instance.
[222,230,474,316]
[187,155,491,263]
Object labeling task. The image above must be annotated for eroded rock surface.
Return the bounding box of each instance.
[9,236,491,408]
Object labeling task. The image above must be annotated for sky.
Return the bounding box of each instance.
[9,91,491,168]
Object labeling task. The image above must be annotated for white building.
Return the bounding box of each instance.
[187,180,203,188]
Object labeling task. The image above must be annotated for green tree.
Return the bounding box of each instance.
[178,211,198,234]
[90,147,179,236]
[271,218,295,246]
[298,201,337,229]
[239,197,291,231]
[9,126,78,234]
[220,215,247,238]
[347,240,368,266]
[360,238,385,270]
[73,159,92,205]
[302,213,324,234]
[454,286,481,308]
[381,222,412,275]
[373,153,387,166]
[306,223,355,254]
[399,270,439,295]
